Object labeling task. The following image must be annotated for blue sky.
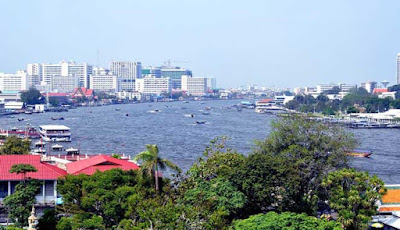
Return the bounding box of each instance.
[1,0,400,88]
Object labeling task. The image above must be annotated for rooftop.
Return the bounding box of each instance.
[39,125,70,131]
[66,155,139,175]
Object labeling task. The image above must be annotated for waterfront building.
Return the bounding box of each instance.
[70,87,94,99]
[206,77,217,91]
[41,61,93,89]
[0,70,28,92]
[89,68,119,92]
[361,81,377,93]
[0,155,67,205]
[27,63,42,87]
[181,76,207,96]
[50,75,79,93]
[110,61,142,91]
[142,67,161,78]
[135,76,172,95]
[116,91,141,101]
[161,67,192,90]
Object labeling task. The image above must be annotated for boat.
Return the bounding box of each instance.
[237,107,242,111]
[196,121,206,124]
[346,150,373,158]
[184,114,195,118]
[51,117,64,120]
[51,144,63,151]
[181,107,187,110]
[202,112,210,115]
[147,109,160,114]
[32,149,46,154]
[66,147,79,155]
[38,125,71,142]
[0,127,41,139]
[34,141,46,148]
[115,108,121,111]
[17,118,24,121]
[25,110,33,114]
[205,107,211,110]
[125,113,129,116]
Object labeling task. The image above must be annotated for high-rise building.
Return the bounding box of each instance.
[397,53,400,84]
[135,76,171,95]
[51,75,79,93]
[27,63,42,87]
[89,68,119,92]
[181,76,207,96]
[161,67,192,90]
[0,70,28,92]
[206,77,216,91]
[110,61,142,91]
[142,67,161,78]
[361,81,377,93]
[40,61,92,89]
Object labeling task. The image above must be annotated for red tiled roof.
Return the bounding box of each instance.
[373,88,389,94]
[0,155,67,180]
[258,99,274,103]
[43,93,68,97]
[66,155,139,175]
[71,87,94,97]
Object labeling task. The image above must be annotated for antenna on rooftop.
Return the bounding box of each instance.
[96,49,99,68]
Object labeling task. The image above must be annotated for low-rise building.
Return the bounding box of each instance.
[89,68,119,92]
[116,91,141,101]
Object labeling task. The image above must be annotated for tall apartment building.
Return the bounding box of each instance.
[41,61,92,89]
[51,75,79,93]
[0,70,28,92]
[161,67,192,90]
[397,53,400,84]
[181,76,207,96]
[135,76,171,95]
[110,61,142,91]
[89,68,119,92]
[316,83,357,94]
[27,63,42,87]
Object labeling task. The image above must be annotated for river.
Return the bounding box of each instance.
[0,100,398,184]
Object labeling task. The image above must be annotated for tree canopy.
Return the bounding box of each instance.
[0,136,31,155]
[20,88,44,105]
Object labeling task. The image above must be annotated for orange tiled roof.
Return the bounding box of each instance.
[373,88,389,94]
[382,189,400,204]
[379,207,400,212]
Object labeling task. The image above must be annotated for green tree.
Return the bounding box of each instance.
[20,88,44,105]
[232,212,342,230]
[233,116,356,215]
[57,214,105,230]
[49,97,59,107]
[37,209,58,230]
[9,164,37,183]
[3,180,41,228]
[0,136,31,155]
[134,144,181,191]
[321,168,386,230]
[346,106,359,114]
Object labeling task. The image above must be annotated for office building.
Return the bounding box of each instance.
[51,75,79,93]
[181,76,207,96]
[161,67,192,89]
[135,76,171,95]
[142,67,161,78]
[27,63,42,87]
[89,68,119,92]
[110,61,142,91]
[0,70,28,92]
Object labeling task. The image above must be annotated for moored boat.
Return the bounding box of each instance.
[346,150,373,158]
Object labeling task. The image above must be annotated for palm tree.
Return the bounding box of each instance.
[134,144,181,191]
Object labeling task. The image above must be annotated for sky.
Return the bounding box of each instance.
[1,0,400,89]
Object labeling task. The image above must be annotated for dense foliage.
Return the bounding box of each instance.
[0,136,31,155]
[20,88,44,105]
[322,168,386,230]
[232,212,342,230]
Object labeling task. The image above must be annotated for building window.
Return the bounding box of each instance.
[45,181,54,196]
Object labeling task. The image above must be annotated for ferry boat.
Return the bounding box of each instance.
[66,147,79,155]
[38,125,71,142]
[34,141,46,148]
[51,144,64,151]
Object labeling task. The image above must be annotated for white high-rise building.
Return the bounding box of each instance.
[110,61,142,91]
[0,70,28,92]
[27,63,42,87]
[89,68,120,92]
[206,77,216,91]
[135,76,171,95]
[361,81,377,93]
[51,75,79,93]
[41,61,92,89]
[397,53,400,84]
[181,76,207,96]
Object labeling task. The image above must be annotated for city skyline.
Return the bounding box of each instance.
[2,1,400,88]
